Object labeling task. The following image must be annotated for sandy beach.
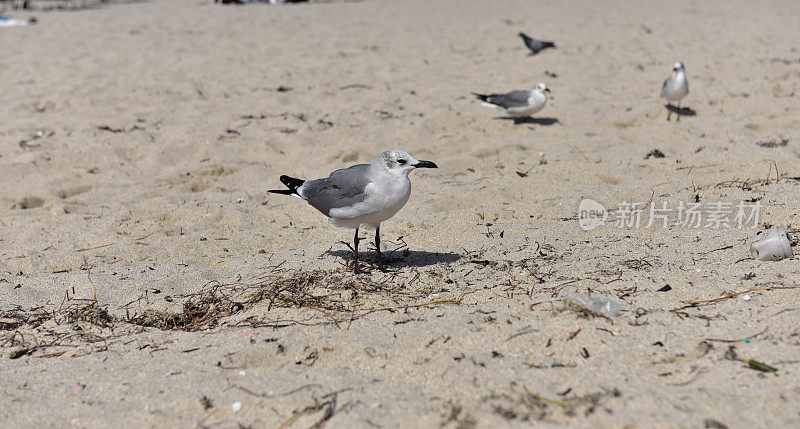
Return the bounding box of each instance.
[2,0,800,426]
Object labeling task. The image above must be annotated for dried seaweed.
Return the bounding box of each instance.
[2,268,467,354]
[483,384,621,423]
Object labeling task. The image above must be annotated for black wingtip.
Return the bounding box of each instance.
[472,92,489,102]
[280,175,305,189]
[268,175,305,196]
[267,189,295,195]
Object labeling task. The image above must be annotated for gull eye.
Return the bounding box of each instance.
[397,158,407,165]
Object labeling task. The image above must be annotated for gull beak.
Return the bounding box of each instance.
[544,88,551,93]
[413,160,438,169]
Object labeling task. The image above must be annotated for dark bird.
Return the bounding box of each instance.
[519,32,556,55]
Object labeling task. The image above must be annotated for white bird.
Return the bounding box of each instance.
[268,150,438,270]
[0,14,36,27]
[473,82,550,123]
[661,62,689,121]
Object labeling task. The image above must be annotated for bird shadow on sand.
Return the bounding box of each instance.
[328,249,461,270]
[495,116,561,125]
[665,105,697,118]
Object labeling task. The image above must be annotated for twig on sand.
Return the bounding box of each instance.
[674,285,800,311]
[75,243,115,252]
[277,394,338,429]
[231,383,323,399]
[506,326,536,342]
[705,327,768,343]
[574,146,599,164]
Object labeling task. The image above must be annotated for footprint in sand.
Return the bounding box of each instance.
[12,196,44,210]
[56,185,92,199]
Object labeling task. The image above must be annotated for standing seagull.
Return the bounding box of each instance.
[661,62,689,121]
[519,32,556,55]
[473,82,550,123]
[268,150,438,271]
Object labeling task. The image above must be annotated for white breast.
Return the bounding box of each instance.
[507,91,547,117]
[329,176,412,229]
[662,72,688,101]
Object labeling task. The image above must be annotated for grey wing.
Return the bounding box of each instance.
[486,90,531,108]
[302,164,371,216]
[661,74,674,95]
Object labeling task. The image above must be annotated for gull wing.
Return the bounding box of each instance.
[302,164,372,216]
[661,75,671,96]
[479,90,531,109]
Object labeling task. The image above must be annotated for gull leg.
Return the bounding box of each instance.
[375,224,384,270]
[353,227,360,272]
[666,104,672,121]
[676,101,681,122]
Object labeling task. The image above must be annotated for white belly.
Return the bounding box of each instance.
[329,178,411,229]
[507,102,545,117]
[507,92,547,117]
[662,74,688,102]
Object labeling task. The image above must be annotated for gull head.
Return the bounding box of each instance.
[534,82,551,93]
[376,150,438,177]
[673,62,685,72]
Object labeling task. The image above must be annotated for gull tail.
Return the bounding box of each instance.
[268,175,305,197]
[473,93,501,109]
[472,92,491,103]
[541,40,556,49]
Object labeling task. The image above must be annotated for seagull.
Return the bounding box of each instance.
[661,62,689,121]
[0,13,36,26]
[519,32,556,55]
[268,150,438,271]
[472,82,550,123]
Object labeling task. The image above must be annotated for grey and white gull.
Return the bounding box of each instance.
[661,62,689,121]
[473,82,550,123]
[268,150,438,270]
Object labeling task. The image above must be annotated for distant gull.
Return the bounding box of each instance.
[473,82,550,123]
[0,13,36,27]
[519,32,556,55]
[661,62,689,121]
[268,150,438,271]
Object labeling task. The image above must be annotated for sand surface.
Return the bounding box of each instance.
[2,0,800,427]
